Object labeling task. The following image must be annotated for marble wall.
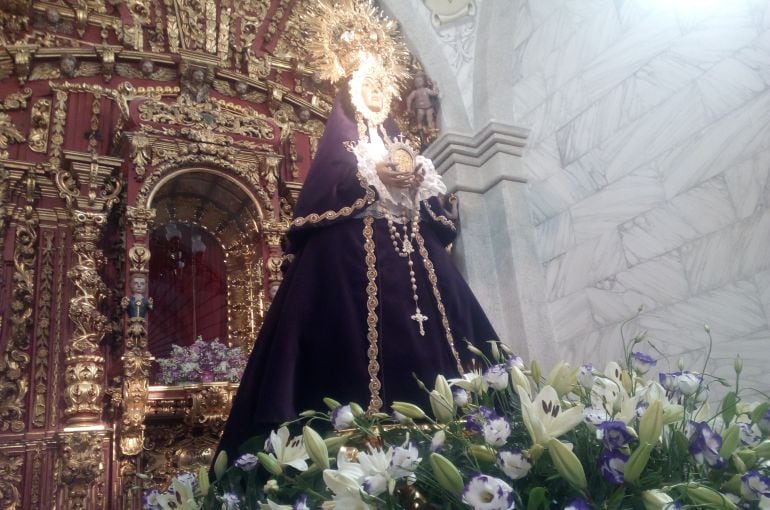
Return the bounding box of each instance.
[509,0,770,392]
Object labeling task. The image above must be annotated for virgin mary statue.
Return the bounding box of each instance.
[216,0,498,461]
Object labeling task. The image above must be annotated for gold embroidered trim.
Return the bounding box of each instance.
[363,215,383,413]
[291,172,376,227]
[415,230,464,375]
[424,201,457,232]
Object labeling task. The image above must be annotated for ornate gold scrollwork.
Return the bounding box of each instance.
[33,231,54,428]
[120,315,153,456]
[28,98,51,153]
[185,385,235,432]
[0,170,37,433]
[126,207,156,239]
[59,431,105,510]
[64,211,109,423]
[0,110,25,160]
[129,133,152,180]
[0,453,23,510]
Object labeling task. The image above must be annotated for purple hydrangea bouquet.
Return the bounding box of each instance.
[155,336,247,385]
[148,332,770,510]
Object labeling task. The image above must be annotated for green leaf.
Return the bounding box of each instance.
[605,486,627,510]
[527,487,548,510]
[751,402,770,424]
[722,391,737,425]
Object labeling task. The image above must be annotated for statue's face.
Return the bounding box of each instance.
[140,59,155,76]
[414,76,425,88]
[235,82,249,96]
[298,108,311,123]
[131,276,146,295]
[192,69,205,84]
[60,56,76,75]
[360,75,385,113]
[46,7,60,25]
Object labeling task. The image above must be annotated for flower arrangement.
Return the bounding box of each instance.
[155,336,247,385]
[146,332,770,510]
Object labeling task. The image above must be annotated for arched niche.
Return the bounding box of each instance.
[146,168,266,363]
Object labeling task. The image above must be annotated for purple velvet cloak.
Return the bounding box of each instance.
[216,97,498,461]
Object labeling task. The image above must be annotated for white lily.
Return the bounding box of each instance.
[267,426,310,471]
[591,365,638,424]
[449,368,487,394]
[637,381,684,424]
[516,384,584,446]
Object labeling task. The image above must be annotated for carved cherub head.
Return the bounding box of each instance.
[59,55,77,77]
[129,273,147,296]
[140,58,155,77]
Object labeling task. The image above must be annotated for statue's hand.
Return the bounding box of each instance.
[376,162,414,189]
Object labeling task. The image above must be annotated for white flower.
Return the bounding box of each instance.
[484,364,509,391]
[430,429,446,452]
[641,489,675,510]
[331,405,355,430]
[453,388,469,407]
[676,372,702,396]
[739,422,762,447]
[358,447,392,496]
[222,492,240,510]
[450,369,487,394]
[577,364,595,390]
[591,372,638,424]
[389,440,421,479]
[516,384,584,445]
[483,417,511,447]
[462,474,515,510]
[497,450,532,480]
[268,426,309,471]
[263,479,279,493]
[234,453,259,471]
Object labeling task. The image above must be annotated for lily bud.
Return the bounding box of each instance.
[391,402,427,420]
[257,452,283,476]
[488,341,501,361]
[719,425,741,459]
[732,452,747,473]
[429,390,454,423]
[685,485,736,510]
[466,344,485,357]
[754,441,770,459]
[677,358,685,371]
[735,449,757,468]
[734,356,743,375]
[198,466,210,495]
[530,360,542,385]
[638,400,663,446]
[547,361,577,397]
[213,450,228,481]
[430,453,464,495]
[547,439,587,491]
[323,397,342,410]
[349,402,365,417]
[641,490,674,510]
[499,342,513,355]
[299,410,317,418]
[303,426,330,469]
[624,443,652,484]
[468,444,497,463]
[434,375,453,404]
[510,366,531,399]
[323,434,351,453]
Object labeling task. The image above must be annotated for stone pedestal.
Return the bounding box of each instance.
[425,122,557,366]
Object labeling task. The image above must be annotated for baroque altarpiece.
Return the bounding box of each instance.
[0,0,432,507]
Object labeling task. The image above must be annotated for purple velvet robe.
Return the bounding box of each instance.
[216,97,498,460]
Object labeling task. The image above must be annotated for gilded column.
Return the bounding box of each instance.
[119,206,156,457]
[63,210,109,423]
[262,220,289,300]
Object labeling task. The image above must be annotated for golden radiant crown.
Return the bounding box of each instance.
[303,0,409,87]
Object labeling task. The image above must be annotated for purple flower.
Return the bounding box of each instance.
[659,372,679,392]
[506,355,525,371]
[740,470,770,501]
[577,364,595,389]
[630,352,657,375]
[597,421,635,450]
[453,387,469,407]
[676,372,702,396]
[234,453,258,471]
[564,498,591,510]
[462,474,516,510]
[293,494,310,510]
[466,407,497,433]
[597,449,628,485]
[739,422,762,447]
[496,449,531,480]
[142,489,163,510]
[484,364,509,391]
[483,416,511,447]
[330,405,355,430]
[687,421,726,469]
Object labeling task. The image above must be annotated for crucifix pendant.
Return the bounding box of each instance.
[411,307,428,336]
